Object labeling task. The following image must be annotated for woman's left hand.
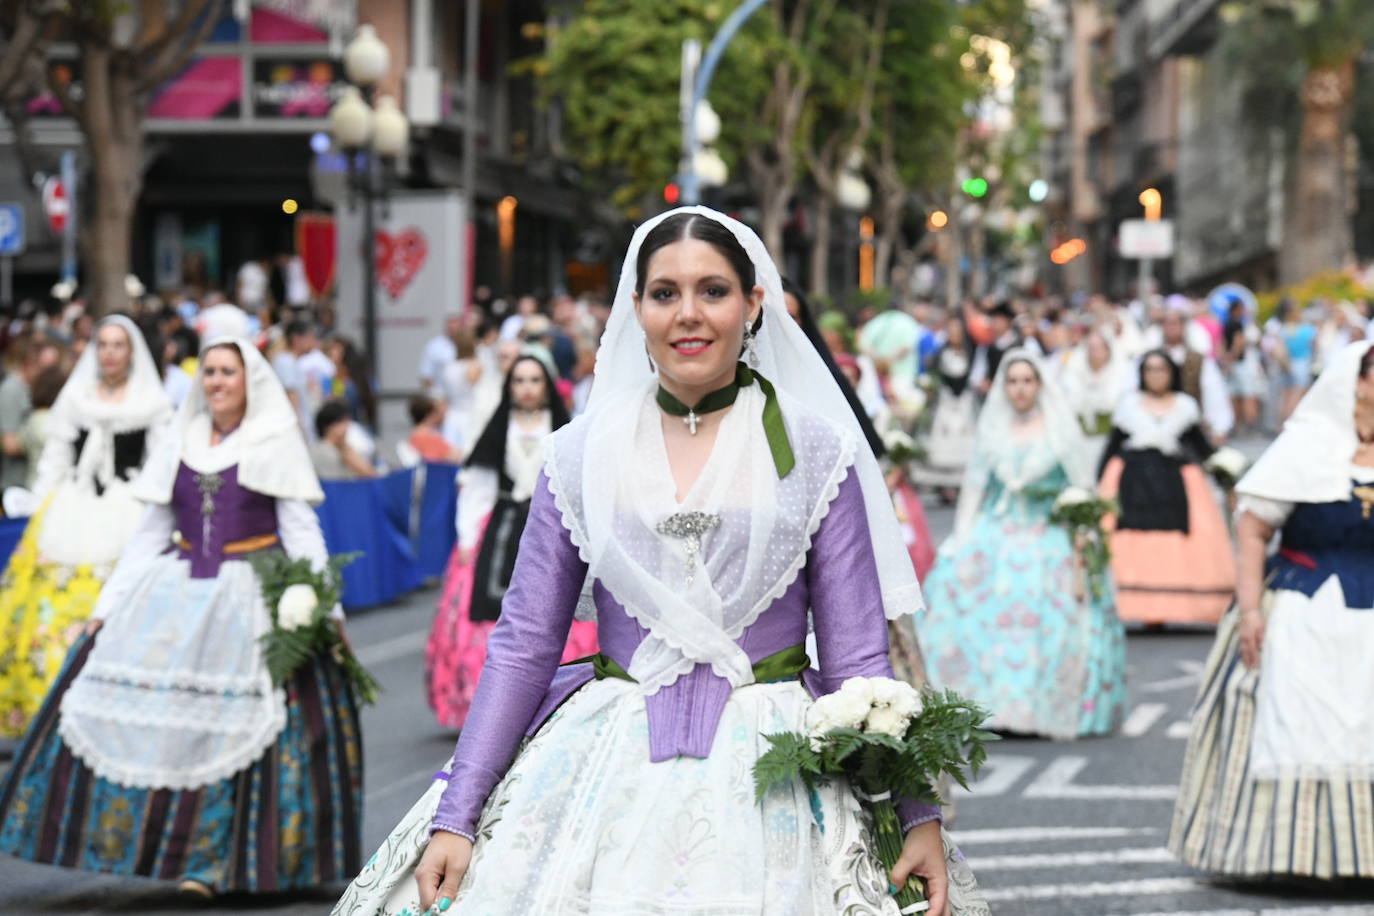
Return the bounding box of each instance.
[890,820,949,916]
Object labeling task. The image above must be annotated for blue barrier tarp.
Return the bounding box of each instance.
[416,461,459,581]
[317,469,423,609]
[0,516,28,568]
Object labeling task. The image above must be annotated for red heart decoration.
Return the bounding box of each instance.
[374,227,428,299]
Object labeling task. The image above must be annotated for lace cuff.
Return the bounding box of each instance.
[429,823,476,842]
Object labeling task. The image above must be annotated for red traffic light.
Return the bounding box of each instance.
[663,183,681,204]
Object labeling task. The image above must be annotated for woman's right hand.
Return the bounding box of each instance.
[83,618,104,636]
[415,830,473,913]
[1238,608,1265,669]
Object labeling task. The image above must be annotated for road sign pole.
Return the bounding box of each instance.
[1138,256,1153,301]
[1,257,11,308]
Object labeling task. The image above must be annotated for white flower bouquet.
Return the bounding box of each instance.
[1204,446,1249,490]
[250,551,379,705]
[1048,486,1118,602]
[753,677,993,914]
[881,428,927,468]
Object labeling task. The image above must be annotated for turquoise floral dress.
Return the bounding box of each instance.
[919,440,1127,739]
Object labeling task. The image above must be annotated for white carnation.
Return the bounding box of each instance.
[865,705,912,738]
[810,682,875,732]
[1205,446,1248,478]
[277,583,319,631]
[1054,486,1093,509]
[869,678,923,718]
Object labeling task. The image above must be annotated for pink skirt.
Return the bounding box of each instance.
[1100,458,1235,625]
[424,514,600,729]
[894,481,936,582]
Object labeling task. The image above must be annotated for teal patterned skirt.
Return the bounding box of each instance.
[0,633,363,892]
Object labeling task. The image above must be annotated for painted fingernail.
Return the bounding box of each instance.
[888,883,899,894]
[438,898,452,912]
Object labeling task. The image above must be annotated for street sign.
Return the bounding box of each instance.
[42,177,69,234]
[1119,219,1174,258]
[0,203,24,255]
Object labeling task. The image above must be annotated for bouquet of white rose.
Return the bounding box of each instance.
[753,677,993,914]
[250,551,379,705]
[881,428,927,468]
[1204,446,1248,490]
[1049,486,1118,602]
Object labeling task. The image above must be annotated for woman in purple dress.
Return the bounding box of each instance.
[0,327,362,900]
[333,208,986,915]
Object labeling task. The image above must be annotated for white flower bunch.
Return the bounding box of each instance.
[806,676,924,742]
[1205,446,1248,481]
[277,583,319,631]
[1054,486,1094,510]
[882,429,918,455]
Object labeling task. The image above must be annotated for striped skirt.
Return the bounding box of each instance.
[1169,606,1374,878]
[0,633,364,892]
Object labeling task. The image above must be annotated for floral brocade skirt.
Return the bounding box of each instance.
[333,678,988,916]
[425,513,598,729]
[0,498,116,738]
[920,509,1128,740]
[0,634,363,892]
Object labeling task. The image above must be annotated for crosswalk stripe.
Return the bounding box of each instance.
[1167,719,1193,739]
[980,876,1203,902]
[952,825,1158,845]
[1121,702,1169,737]
[1022,755,1177,800]
[967,845,1174,870]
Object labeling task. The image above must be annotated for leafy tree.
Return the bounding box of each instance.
[0,0,224,314]
[1219,0,1374,283]
[533,0,771,216]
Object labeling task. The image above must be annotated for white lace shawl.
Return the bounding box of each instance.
[546,381,855,695]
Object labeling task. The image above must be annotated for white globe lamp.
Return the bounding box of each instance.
[836,172,872,211]
[330,86,373,149]
[372,95,410,157]
[344,24,390,87]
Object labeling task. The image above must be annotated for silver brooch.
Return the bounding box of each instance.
[655,511,721,584]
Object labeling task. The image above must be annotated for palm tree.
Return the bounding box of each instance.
[1222,0,1374,283]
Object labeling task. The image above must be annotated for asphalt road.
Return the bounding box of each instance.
[3,434,1372,914]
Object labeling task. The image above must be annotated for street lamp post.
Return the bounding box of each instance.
[680,0,770,205]
[330,24,410,373]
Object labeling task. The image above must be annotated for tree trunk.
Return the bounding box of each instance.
[943,205,962,307]
[1280,60,1356,285]
[809,193,833,298]
[873,184,903,290]
[754,164,791,266]
[80,49,145,317]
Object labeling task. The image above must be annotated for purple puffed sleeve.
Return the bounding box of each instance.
[430,471,586,838]
[808,470,942,832]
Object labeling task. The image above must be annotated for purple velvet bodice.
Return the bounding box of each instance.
[171,463,278,578]
[432,469,941,838]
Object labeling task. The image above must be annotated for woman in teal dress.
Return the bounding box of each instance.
[919,350,1127,739]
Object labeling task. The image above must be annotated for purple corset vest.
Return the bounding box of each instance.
[171,463,279,578]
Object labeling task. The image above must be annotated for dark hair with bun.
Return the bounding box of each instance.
[634,213,756,297]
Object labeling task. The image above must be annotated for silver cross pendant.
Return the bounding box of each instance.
[683,410,701,435]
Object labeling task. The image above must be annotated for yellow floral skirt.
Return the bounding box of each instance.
[0,504,110,738]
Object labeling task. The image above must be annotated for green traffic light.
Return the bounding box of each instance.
[962,177,988,198]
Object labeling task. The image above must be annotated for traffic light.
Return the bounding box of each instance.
[663,183,681,204]
[961,177,988,198]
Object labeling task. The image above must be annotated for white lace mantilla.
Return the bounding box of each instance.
[59,554,286,790]
[546,383,859,695]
